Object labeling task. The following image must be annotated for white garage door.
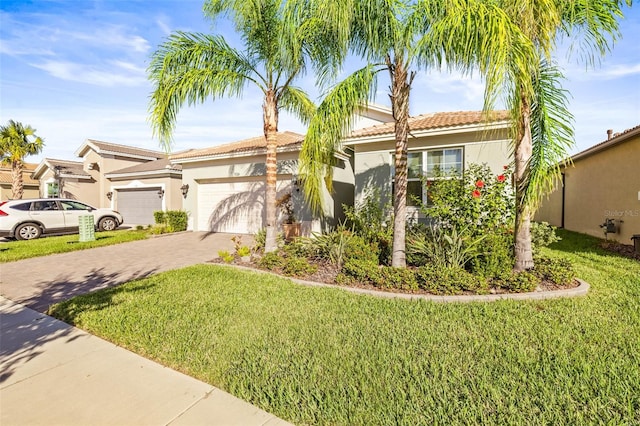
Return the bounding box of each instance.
[116,188,162,225]
[197,179,290,234]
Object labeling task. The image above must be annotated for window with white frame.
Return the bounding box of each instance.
[392,147,463,206]
[46,182,59,198]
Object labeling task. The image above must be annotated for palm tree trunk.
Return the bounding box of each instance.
[514,94,534,271]
[389,58,411,268]
[11,160,24,199]
[263,89,279,253]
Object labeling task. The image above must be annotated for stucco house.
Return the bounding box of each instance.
[0,162,39,200]
[32,140,183,225]
[535,125,640,243]
[171,131,354,235]
[344,110,512,222]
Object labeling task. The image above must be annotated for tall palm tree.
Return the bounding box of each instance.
[484,0,631,271]
[148,0,337,252]
[299,0,528,267]
[0,120,44,199]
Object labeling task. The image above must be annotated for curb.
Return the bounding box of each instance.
[211,263,591,303]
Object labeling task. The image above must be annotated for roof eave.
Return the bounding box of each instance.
[105,169,182,179]
[570,125,640,163]
[171,144,301,164]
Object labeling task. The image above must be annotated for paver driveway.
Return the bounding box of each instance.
[0,231,239,313]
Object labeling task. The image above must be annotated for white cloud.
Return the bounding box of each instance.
[156,15,173,36]
[31,60,147,87]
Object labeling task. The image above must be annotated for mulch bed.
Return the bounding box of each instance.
[599,241,640,261]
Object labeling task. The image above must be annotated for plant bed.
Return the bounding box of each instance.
[599,240,640,261]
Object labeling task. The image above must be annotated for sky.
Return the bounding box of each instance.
[1,0,639,165]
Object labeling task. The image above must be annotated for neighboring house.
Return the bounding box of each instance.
[0,162,39,200]
[171,131,354,235]
[344,110,511,221]
[32,140,183,225]
[535,125,640,243]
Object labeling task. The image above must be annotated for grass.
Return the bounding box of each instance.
[49,230,640,425]
[0,229,149,262]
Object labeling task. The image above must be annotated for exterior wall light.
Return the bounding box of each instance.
[180,184,189,198]
[106,191,113,201]
[157,189,165,198]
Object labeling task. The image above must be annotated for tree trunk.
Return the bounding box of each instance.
[263,89,279,253]
[513,94,534,271]
[389,58,411,268]
[11,160,24,199]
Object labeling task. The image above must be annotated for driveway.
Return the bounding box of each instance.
[0,231,241,313]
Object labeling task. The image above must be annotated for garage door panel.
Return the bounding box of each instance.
[116,188,162,225]
[197,180,290,234]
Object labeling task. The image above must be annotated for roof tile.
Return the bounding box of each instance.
[86,139,166,159]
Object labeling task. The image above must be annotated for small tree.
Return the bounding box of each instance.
[0,120,44,199]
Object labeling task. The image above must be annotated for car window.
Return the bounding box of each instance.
[11,202,32,211]
[60,200,90,211]
[32,201,60,211]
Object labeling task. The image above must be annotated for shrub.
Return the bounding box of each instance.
[409,225,485,270]
[343,188,393,265]
[376,267,418,291]
[305,228,352,267]
[149,224,168,235]
[340,258,381,285]
[498,271,540,293]
[253,229,284,252]
[534,256,575,285]
[282,256,318,277]
[217,250,234,264]
[469,229,513,279]
[343,234,379,264]
[531,221,561,251]
[416,265,488,295]
[236,246,251,258]
[153,211,166,225]
[258,252,285,270]
[135,225,144,231]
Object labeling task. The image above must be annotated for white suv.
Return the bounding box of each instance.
[0,198,124,240]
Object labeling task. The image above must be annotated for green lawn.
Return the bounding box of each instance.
[0,229,149,262]
[49,230,640,425]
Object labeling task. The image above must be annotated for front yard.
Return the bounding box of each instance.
[49,230,640,424]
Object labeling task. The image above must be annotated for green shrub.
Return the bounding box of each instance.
[282,256,318,277]
[416,265,488,295]
[217,250,234,264]
[153,211,166,225]
[135,225,144,231]
[341,258,381,285]
[409,225,485,270]
[165,211,188,232]
[531,221,561,251]
[252,229,284,252]
[343,234,379,264]
[236,246,251,258]
[376,267,418,291]
[258,252,285,270]
[534,256,575,285]
[149,224,168,235]
[469,229,513,279]
[498,271,540,293]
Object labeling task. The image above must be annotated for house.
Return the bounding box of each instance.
[0,162,39,200]
[535,125,640,243]
[344,110,512,221]
[32,140,183,225]
[170,131,354,235]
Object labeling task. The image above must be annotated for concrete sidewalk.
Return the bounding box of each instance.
[0,296,292,426]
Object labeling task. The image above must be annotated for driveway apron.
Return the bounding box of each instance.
[1,231,236,313]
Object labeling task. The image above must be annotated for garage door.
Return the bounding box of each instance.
[197,179,290,234]
[116,188,162,225]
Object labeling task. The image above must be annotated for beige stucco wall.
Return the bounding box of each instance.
[39,169,97,205]
[179,150,354,233]
[536,135,640,243]
[1,184,39,200]
[352,128,512,207]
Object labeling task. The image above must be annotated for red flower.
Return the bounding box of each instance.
[475,180,484,188]
[503,165,509,170]
[497,174,506,183]
[472,190,481,198]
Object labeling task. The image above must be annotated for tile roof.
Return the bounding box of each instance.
[0,162,40,185]
[170,131,304,161]
[83,139,166,159]
[106,158,182,176]
[45,159,91,178]
[347,110,510,139]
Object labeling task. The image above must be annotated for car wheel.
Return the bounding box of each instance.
[15,223,42,240]
[98,216,118,231]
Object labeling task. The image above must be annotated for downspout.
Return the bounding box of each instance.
[561,172,565,228]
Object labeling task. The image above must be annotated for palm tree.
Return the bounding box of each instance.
[0,120,44,199]
[299,0,527,267]
[148,0,336,252]
[484,0,631,271]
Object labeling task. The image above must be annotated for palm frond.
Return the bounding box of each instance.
[523,60,574,209]
[277,86,316,125]
[299,64,382,213]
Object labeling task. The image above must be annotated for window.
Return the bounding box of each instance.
[392,147,463,206]
[60,200,91,211]
[32,200,59,211]
[46,182,59,198]
[11,202,32,211]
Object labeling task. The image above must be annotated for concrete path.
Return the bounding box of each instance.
[0,232,291,426]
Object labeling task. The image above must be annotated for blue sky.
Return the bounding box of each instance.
[1,0,639,164]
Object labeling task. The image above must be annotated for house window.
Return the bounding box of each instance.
[392,148,463,206]
[46,182,59,198]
